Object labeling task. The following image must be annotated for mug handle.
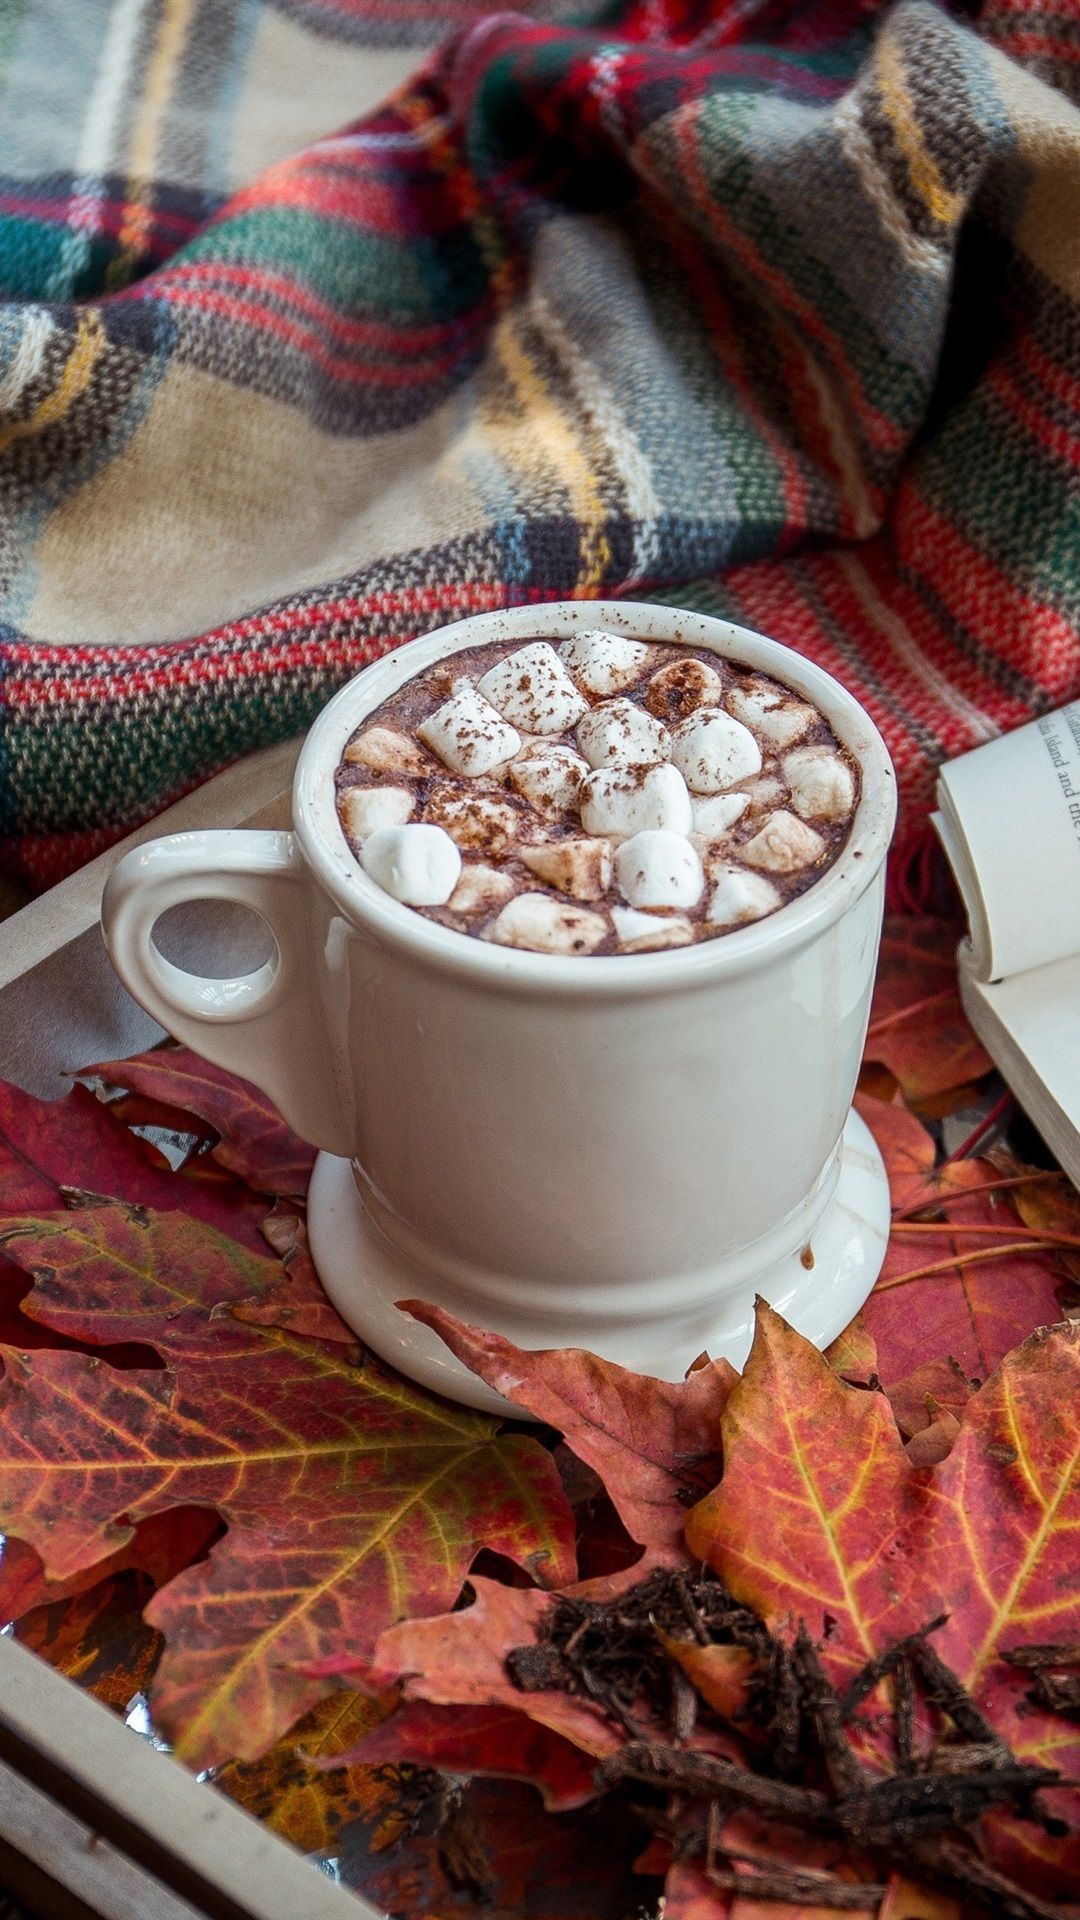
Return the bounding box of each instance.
[101,829,352,1154]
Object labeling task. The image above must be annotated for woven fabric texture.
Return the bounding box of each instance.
[0,0,1077,889]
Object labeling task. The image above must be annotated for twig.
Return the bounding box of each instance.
[912,1837,1076,1920]
[791,1627,871,1799]
[674,1571,710,1647]
[895,1656,915,1772]
[1003,1644,1080,1670]
[838,1763,1058,1846]
[840,1616,948,1719]
[706,1863,886,1907]
[910,1640,1003,1750]
[872,1241,1069,1291]
[891,1169,1060,1222]
[596,1741,839,1833]
[940,1090,1013,1166]
[891,1220,1080,1247]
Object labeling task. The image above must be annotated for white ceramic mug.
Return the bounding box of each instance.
[103,602,896,1414]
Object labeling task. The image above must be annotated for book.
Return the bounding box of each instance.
[933,703,1080,1188]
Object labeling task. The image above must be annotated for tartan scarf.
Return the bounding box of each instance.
[0,0,1077,893]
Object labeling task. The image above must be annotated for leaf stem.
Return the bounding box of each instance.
[874,1242,1068,1291]
[866,988,956,1038]
[892,1220,1080,1249]
[939,1090,1013,1167]
[891,1170,1060,1222]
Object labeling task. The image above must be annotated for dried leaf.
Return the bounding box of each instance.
[0,1507,220,1621]
[341,1701,599,1811]
[877,1873,963,1919]
[1012,1169,1080,1283]
[0,1079,265,1250]
[348,1777,654,1920]
[0,1204,576,1769]
[237,1207,355,1344]
[362,1575,628,1763]
[654,1627,756,1723]
[15,1570,161,1712]
[885,1359,975,1439]
[402,1301,734,1561]
[864,921,992,1102]
[824,1316,878,1382]
[0,1204,312,1360]
[902,1404,960,1469]
[718,1815,883,1920]
[687,1304,1080,1893]
[858,1100,1064,1384]
[919,1322,1080,1889]
[686,1304,915,1690]
[88,1047,315,1198]
[215,1691,391,1854]
[663,1858,731,1918]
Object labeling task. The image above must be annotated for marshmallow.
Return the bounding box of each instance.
[343,725,431,778]
[485,893,608,955]
[559,630,650,696]
[727,680,816,748]
[418,683,521,777]
[577,699,669,770]
[477,643,587,736]
[741,774,788,814]
[580,764,693,839]
[448,862,518,915]
[783,746,856,821]
[611,906,695,951]
[509,741,588,817]
[740,810,827,873]
[339,785,414,844]
[644,656,723,723]
[615,830,704,910]
[707,864,782,927]
[695,835,752,882]
[360,824,461,905]
[423,784,522,857]
[521,838,613,901]
[669,709,761,793]
[689,791,750,838]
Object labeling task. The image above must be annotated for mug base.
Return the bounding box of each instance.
[306,1109,890,1417]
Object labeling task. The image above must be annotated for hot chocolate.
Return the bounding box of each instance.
[334,631,859,955]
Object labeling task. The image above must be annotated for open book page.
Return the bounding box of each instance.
[934,702,1080,982]
[959,948,1080,1190]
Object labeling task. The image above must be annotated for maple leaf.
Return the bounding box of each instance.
[236,1206,356,1345]
[341,1701,600,1812]
[878,1878,962,1919]
[687,1303,1080,1894]
[349,1776,654,1920]
[0,1203,576,1769]
[361,1574,630,1762]
[863,920,992,1102]
[823,1315,878,1381]
[0,1508,219,1620]
[215,1690,393,1855]
[886,1357,974,1440]
[401,1301,734,1562]
[858,1096,1065,1385]
[88,1046,316,1198]
[0,1077,266,1250]
[15,1569,162,1714]
[662,1815,885,1919]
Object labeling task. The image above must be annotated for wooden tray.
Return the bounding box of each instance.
[0,744,379,1920]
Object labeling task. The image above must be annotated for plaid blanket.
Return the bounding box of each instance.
[0,0,1077,893]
